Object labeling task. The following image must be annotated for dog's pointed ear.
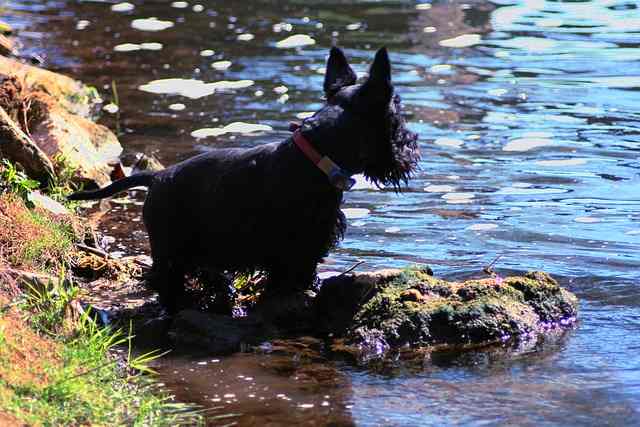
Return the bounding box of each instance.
[358,47,393,108]
[324,47,357,96]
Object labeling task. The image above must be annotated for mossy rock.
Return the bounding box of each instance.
[315,269,578,359]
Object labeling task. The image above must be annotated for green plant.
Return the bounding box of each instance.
[9,276,204,426]
[0,159,39,201]
[20,269,77,335]
[47,154,81,207]
[125,320,169,375]
[111,79,121,135]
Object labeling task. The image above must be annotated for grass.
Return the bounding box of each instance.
[0,159,203,425]
[1,155,82,210]
[0,193,79,273]
[0,276,203,426]
[0,159,40,202]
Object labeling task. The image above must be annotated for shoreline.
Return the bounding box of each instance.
[0,18,204,425]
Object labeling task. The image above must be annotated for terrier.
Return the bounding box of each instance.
[69,47,420,314]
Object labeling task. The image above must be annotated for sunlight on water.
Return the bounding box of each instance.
[9,0,640,424]
[190,122,273,139]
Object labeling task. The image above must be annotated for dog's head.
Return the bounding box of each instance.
[301,47,419,190]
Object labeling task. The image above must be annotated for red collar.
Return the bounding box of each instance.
[292,129,355,191]
[292,129,323,166]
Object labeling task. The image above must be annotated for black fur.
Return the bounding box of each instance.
[69,47,419,314]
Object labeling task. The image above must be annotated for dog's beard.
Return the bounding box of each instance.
[364,95,420,191]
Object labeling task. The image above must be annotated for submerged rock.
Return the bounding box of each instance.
[315,269,577,360]
[169,310,265,354]
[162,268,577,361]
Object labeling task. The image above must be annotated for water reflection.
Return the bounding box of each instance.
[7,0,640,425]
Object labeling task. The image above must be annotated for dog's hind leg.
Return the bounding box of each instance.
[199,268,236,314]
[149,259,185,315]
[143,189,186,314]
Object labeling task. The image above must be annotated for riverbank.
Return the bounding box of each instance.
[0,190,203,425]
[0,21,203,424]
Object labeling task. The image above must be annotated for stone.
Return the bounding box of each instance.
[0,69,122,187]
[0,56,101,118]
[0,104,55,183]
[27,191,69,215]
[314,268,578,361]
[169,310,265,354]
[27,92,122,187]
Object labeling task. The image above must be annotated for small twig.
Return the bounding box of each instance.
[75,243,151,270]
[127,257,152,270]
[21,98,31,136]
[76,243,110,258]
[337,260,365,277]
[483,253,503,276]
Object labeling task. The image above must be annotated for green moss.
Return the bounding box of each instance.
[346,269,578,351]
[64,85,101,110]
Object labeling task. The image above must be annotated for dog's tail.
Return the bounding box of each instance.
[67,172,155,201]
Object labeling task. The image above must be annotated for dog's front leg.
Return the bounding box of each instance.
[256,260,319,329]
[267,259,319,295]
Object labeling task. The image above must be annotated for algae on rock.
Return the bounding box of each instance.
[315,268,578,359]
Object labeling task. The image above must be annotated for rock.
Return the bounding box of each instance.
[250,288,324,333]
[0,35,16,57]
[132,152,164,173]
[160,268,577,363]
[27,190,69,215]
[117,152,165,179]
[315,268,578,361]
[314,268,429,335]
[0,72,122,187]
[27,92,122,186]
[169,310,265,354]
[0,105,55,183]
[0,56,101,117]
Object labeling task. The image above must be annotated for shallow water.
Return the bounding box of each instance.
[6,0,640,424]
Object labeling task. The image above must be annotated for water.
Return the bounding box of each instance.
[6,0,640,424]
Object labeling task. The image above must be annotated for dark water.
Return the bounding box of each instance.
[6,0,640,425]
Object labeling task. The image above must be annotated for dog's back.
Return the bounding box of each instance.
[143,140,342,272]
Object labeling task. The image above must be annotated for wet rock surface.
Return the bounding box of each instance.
[315,269,578,361]
[169,310,267,354]
[158,268,578,363]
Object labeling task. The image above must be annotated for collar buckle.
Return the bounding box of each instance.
[327,164,356,191]
[293,130,355,191]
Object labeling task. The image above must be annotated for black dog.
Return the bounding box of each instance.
[69,47,419,314]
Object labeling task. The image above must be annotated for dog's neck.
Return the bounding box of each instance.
[290,126,356,191]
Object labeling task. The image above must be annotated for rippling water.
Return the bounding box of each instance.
[6,0,640,424]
